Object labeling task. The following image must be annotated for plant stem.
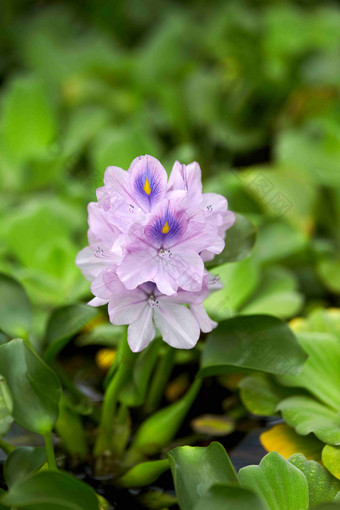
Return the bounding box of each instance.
[145,345,175,413]
[0,438,15,456]
[44,433,58,471]
[94,329,135,456]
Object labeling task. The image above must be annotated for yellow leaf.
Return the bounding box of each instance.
[260,423,323,462]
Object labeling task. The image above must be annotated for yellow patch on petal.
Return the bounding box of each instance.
[162,221,170,234]
[143,177,151,195]
[260,423,323,462]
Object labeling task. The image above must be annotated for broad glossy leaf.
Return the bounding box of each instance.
[0,339,61,434]
[44,303,99,361]
[0,273,32,338]
[323,446,340,481]
[260,424,323,462]
[4,447,47,488]
[0,377,13,437]
[168,442,238,510]
[318,259,340,294]
[276,120,340,187]
[239,374,294,416]
[200,315,306,377]
[0,471,99,510]
[242,166,316,232]
[278,332,340,410]
[5,202,74,271]
[2,76,56,162]
[277,395,340,445]
[91,124,161,185]
[289,453,340,506]
[194,484,267,510]
[204,258,260,321]
[239,452,309,510]
[253,221,307,265]
[206,214,257,267]
[303,309,340,337]
[241,266,303,318]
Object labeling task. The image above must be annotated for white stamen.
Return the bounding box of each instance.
[158,248,172,259]
[94,246,112,259]
[148,296,159,308]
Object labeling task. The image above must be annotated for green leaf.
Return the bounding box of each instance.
[1,76,56,162]
[90,124,161,188]
[55,395,88,459]
[242,166,316,232]
[193,485,267,510]
[318,259,340,294]
[118,459,169,488]
[206,214,257,267]
[204,258,260,321]
[131,378,202,455]
[303,309,340,337]
[0,273,32,338]
[241,266,303,319]
[278,332,340,410]
[289,453,340,506]
[239,452,309,510]
[322,446,340,481]
[0,471,99,510]
[276,120,340,187]
[44,304,99,361]
[0,339,61,435]
[313,505,340,510]
[239,374,294,416]
[4,447,47,488]
[253,221,307,265]
[277,395,340,445]
[168,442,238,510]
[200,315,306,377]
[190,414,235,436]
[119,339,160,407]
[0,490,7,510]
[0,377,13,438]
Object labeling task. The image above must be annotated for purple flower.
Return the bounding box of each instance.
[116,199,218,295]
[76,155,235,351]
[168,161,236,261]
[90,268,221,352]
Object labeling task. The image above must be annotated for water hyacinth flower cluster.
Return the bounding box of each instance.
[76,155,235,352]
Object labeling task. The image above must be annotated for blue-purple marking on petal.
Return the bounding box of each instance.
[134,163,162,209]
[148,206,183,246]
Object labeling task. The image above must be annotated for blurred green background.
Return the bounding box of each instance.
[1,0,340,336]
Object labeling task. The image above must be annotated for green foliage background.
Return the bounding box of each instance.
[1,0,340,330]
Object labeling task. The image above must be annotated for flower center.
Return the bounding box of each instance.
[148,296,159,308]
[158,248,172,259]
